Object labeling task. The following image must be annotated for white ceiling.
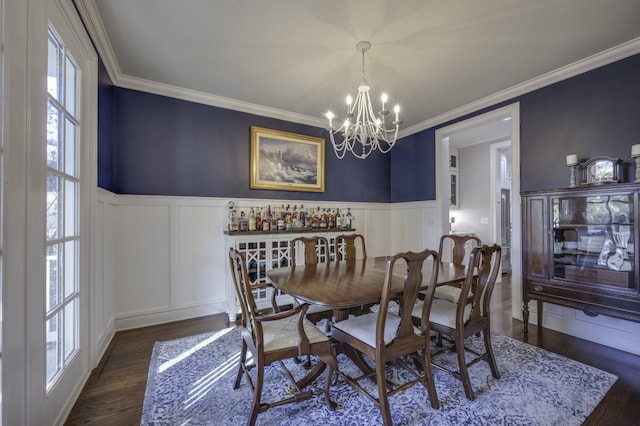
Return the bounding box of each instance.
[76,0,640,138]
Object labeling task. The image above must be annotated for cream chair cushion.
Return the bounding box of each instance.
[433,285,473,303]
[262,315,330,352]
[418,299,472,328]
[305,303,333,315]
[332,312,402,348]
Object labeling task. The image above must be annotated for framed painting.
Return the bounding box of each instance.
[250,126,325,192]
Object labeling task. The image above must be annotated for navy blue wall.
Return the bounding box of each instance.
[97,60,114,191]
[99,53,640,202]
[391,53,640,201]
[108,88,390,202]
[390,130,435,202]
[519,53,640,191]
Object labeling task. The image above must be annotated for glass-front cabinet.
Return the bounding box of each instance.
[522,184,640,332]
[552,193,634,288]
[223,230,350,321]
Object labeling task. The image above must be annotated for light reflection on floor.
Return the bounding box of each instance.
[158,327,235,374]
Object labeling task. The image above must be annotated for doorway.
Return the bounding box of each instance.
[435,103,522,321]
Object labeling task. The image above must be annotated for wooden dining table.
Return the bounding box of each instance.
[266,256,468,321]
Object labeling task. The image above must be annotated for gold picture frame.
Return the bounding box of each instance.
[250,126,325,192]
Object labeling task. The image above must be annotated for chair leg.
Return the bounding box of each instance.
[248,358,265,426]
[234,340,248,389]
[483,329,501,379]
[293,354,313,369]
[456,334,475,401]
[376,366,393,426]
[305,353,312,369]
[422,349,440,409]
[321,353,338,410]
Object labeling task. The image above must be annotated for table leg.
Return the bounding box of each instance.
[332,308,348,323]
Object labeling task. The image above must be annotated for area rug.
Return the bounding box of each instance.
[141,327,617,425]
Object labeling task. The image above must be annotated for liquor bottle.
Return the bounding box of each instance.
[292,204,298,227]
[248,208,256,231]
[229,208,238,232]
[319,210,328,229]
[239,211,249,232]
[298,206,305,228]
[262,208,270,231]
[277,205,285,231]
[255,208,262,231]
[328,209,335,229]
[285,209,292,230]
[346,208,353,229]
[271,206,278,231]
[263,206,271,231]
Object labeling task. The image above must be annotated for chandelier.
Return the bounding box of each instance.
[325,41,402,159]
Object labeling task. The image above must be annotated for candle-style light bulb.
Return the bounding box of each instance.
[394,104,400,121]
[346,95,352,106]
[326,111,334,128]
[381,93,388,111]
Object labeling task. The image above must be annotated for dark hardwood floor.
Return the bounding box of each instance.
[65,273,640,425]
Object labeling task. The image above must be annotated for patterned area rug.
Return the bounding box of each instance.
[141,327,616,425]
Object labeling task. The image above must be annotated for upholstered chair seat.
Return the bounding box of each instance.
[413,298,472,328]
[262,314,332,351]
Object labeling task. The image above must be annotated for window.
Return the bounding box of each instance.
[45,27,80,389]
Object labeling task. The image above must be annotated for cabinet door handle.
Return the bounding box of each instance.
[532,285,543,292]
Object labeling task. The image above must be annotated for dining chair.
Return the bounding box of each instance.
[335,233,367,260]
[291,236,330,266]
[433,234,481,303]
[228,248,337,425]
[289,236,333,315]
[414,244,502,401]
[332,249,441,426]
[430,234,482,345]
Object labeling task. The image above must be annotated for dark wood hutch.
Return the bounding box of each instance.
[521,183,640,332]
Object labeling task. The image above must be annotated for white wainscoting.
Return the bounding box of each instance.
[94,190,640,356]
[96,190,440,332]
[528,301,640,356]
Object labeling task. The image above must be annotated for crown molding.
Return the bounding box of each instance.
[400,36,640,138]
[116,74,326,128]
[73,0,122,81]
[74,2,640,137]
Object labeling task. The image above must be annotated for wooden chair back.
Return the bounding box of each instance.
[379,249,439,347]
[228,248,263,340]
[438,234,481,266]
[336,233,367,260]
[461,244,502,326]
[291,236,330,266]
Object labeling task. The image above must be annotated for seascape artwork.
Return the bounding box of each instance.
[258,137,318,185]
